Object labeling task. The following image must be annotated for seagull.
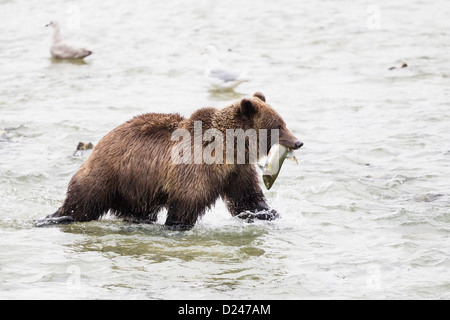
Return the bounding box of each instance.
[46,21,92,60]
[202,45,249,90]
[0,129,7,141]
[388,62,408,70]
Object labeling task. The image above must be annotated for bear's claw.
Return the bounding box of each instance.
[34,216,76,227]
[236,209,280,223]
[164,221,194,231]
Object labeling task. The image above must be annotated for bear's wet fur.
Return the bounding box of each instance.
[42,92,302,230]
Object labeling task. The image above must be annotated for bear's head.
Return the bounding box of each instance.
[238,92,303,154]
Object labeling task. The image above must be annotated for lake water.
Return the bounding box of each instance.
[0,0,449,299]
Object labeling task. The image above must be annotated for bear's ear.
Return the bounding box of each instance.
[253,92,266,102]
[240,98,257,118]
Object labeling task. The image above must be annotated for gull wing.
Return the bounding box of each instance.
[51,43,92,59]
[208,66,242,83]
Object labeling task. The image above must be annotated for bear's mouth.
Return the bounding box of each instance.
[277,126,303,151]
[279,139,304,150]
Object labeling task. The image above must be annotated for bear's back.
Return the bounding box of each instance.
[131,113,185,136]
[86,112,186,172]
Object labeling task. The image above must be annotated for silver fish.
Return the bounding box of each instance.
[261,144,298,190]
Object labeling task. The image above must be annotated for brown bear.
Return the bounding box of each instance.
[39,92,303,230]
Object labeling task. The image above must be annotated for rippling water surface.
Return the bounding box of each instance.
[1,0,449,299]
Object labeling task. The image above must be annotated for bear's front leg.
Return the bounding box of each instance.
[222,167,279,222]
[164,203,204,231]
[225,193,279,223]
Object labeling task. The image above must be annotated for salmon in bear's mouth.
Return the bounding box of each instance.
[260,143,300,190]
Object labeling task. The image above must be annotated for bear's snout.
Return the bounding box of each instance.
[293,140,304,150]
[280,139,303,150]
[278,128,303,150]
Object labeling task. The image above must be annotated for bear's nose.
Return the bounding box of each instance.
[293,141,304,150]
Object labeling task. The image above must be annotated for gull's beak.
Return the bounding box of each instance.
[200,51,205,55]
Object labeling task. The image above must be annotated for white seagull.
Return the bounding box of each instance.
[202,45,249,90]
[46,21,92,60]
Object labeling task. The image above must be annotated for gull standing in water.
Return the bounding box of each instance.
[202,45,249,90]
[46,21,92,60]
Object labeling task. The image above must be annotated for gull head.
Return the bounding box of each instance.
[45,21,60,28]
[201,45,219,57]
